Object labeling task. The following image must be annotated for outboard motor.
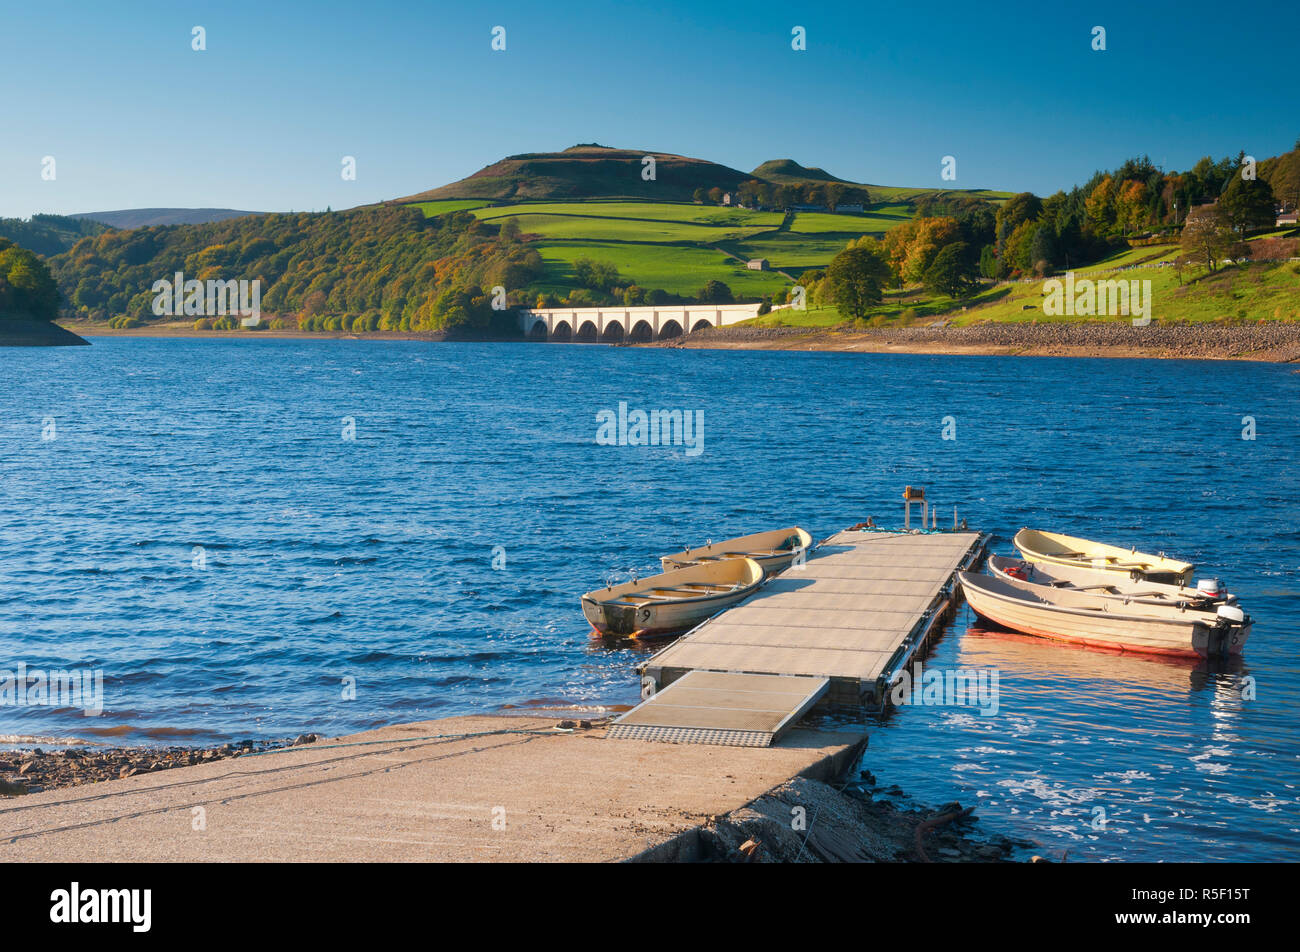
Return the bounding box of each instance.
[1208,603,1248,659]
[1196,578,1226,600]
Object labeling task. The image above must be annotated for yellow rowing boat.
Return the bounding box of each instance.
[1012,528,1194,585]
[659,527,812,575]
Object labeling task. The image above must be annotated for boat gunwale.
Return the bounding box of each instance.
[957,571,1222,630]
[1012,527,1194,576]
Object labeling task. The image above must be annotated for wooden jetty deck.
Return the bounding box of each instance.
[609,530,986,747]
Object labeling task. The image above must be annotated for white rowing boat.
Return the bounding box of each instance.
[987,555,1235,608]
[581,557,763,638]
[1013,528,1194,585]
[958,570,1250,659]
[659,527,812,575]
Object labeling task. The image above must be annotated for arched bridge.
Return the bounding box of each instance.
[519,303,764,342]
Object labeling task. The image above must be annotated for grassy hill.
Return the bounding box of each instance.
[752,159,851,184]
[392,145,1017,300]
[408,198,923,296]
[392,145,754,204]
[752,157,1014,204]
[749,237,1300,329]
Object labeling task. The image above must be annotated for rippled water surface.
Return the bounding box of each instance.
[2,337,1297,860]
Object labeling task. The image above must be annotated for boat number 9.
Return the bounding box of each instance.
[640,607,651,622]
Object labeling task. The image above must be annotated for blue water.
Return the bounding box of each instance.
[1,337,1297,861]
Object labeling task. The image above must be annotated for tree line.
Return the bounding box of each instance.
[0,238,60,322]
[50,207,543,333]
[694,180,872,211]
[806,143,1296,321]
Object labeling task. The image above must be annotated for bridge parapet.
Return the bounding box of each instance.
[519,303,763,342]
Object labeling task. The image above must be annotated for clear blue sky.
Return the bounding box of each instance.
[3,0,1296,218]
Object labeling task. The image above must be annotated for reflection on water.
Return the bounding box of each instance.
[864,611,1291,862]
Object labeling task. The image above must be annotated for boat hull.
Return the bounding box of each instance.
[581,557,764,638]
[1013,528,1194,586]
[987,555,1234,607]
[581,590,750,638]
[958,572,1249,659]
[659,527,812,575]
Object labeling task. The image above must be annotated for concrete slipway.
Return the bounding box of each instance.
[0,716,864,862]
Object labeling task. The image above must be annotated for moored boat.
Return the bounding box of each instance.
[659,527,813,575]
[1013,528,1195,585]
[957,570,1250,659]
[987,555,1235,608]
[581,557,764,638]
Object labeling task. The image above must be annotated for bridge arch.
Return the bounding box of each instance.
[628,319,654,343]
[551,320,572,342]
[527,320,548,341]
[575,320,598,342]
[601,320,624,343]
[658,319,683,340]
[691,318,715,332]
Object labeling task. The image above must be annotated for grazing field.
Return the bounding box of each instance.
[410,199,490,216]
[531,240,789,297]
[404,195,1015,297]
[471,201,783,227]
[721,234,852,270]
[861,184,1016,204]
[788,206,912,234]
[475,212,776,243]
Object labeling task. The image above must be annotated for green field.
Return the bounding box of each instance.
[720,234,852,269]
[473,212,775,243]
[861,185,1016,204]
[410,199,490,216]
[787,206,911,234]
[405,195,1012,299]
[472,201,783,227]
[530,240,789,297]
[413,199,797,295]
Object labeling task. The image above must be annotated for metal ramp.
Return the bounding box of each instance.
[606,670,829,747]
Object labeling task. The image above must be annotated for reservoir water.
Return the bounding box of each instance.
[1,337,1296,860]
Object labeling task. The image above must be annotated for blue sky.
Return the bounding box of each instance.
[3,0,1296,218]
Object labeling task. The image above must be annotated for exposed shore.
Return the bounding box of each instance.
[62,318,1300,361]
[650,320,1300,361]
[0,715,1028,862]
[0,735,318,795]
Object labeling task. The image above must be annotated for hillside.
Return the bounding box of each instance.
[752,158,1013,204]
[390,145,1014,301]
[751,159,853,184]
[0,213,108,256]
[392,145,753,204]
[50,206,528,334]
[72,208,263,228]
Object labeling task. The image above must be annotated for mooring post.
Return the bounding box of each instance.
[903,486,926,531]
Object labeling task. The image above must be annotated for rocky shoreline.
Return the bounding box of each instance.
[699,774,1035,863]
[0,734,321,796]
[652,320,1300,361]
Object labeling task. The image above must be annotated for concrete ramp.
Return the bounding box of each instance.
[607,670,829,747]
